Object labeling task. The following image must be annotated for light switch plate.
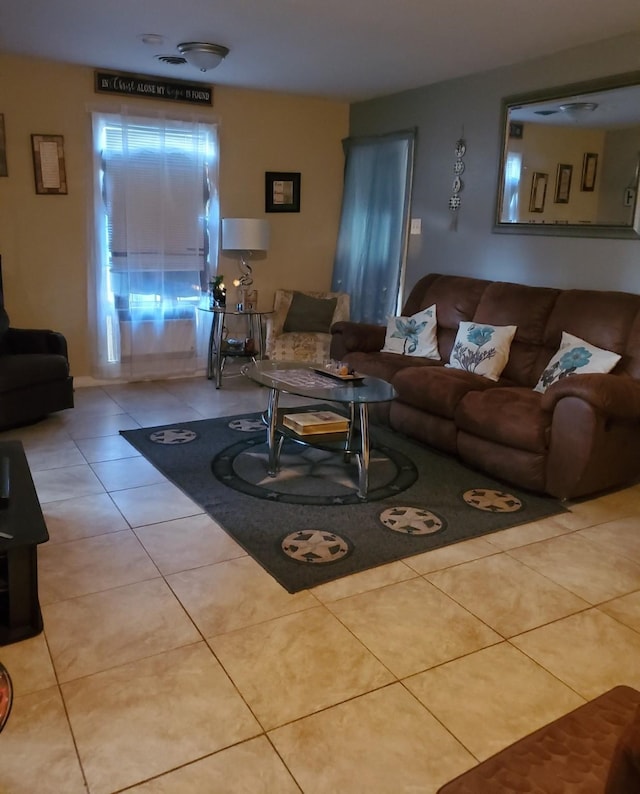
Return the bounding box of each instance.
[410,218,422,235]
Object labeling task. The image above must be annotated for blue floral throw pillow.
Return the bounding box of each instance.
[381,304,440,359]
[533,331,621,393]
[446,322,517,381]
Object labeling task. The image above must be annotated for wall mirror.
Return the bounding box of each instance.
[494,71,640,238]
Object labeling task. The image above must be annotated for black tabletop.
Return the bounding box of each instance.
[0,442,49,550]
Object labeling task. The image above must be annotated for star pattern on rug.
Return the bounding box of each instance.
[149,428,197,445]
[281,530,352,564]
[210,434,418,505]
[240,446,361,489]
[228,418,265,432]
[379,506,446,535]
[463,488,523,512]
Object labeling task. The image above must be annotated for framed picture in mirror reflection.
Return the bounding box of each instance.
[581,152,598,192]
[529,172,548,213]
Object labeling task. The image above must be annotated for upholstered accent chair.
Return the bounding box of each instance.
[264,289,350,362]
[0,259,74,430]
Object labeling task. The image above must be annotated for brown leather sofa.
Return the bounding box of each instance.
[437,685,640,793]
[330,273,640,499]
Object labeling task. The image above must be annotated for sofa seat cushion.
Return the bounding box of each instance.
[456,386,551,453]
[0,354,70,393]
[343,351,437,384]
[392,365,500,420]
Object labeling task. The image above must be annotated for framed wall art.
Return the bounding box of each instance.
[0,114,7,177]
[31,134,67,195]
[581,152,598,192]
[529,171,548,213]
[508,121,523,139]
[554,163,573,204]
[265,171,300,213]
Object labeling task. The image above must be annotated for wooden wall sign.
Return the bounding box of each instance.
[95,70,212,106]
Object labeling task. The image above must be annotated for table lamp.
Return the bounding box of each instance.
[221,218,270,310]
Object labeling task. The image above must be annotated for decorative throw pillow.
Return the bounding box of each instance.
[534,331,621,393]
[283,292,337,333]
[446,322,517,381]
[380,304,440,359]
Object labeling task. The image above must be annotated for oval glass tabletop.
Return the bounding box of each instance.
[243,360,396,404]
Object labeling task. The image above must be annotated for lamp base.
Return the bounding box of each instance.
[236,287,258,311]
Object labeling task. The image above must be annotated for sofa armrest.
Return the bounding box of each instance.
[541,373,640,419]
[3,327,69,358]
[330,321,386,360]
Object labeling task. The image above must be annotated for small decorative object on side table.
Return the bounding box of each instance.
[209,275,226,308]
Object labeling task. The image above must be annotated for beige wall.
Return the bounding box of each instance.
[0,53,349,378]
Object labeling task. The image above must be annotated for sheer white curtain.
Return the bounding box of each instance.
[332,130,415,323]
[501,152,522,222]
[90,110,219,380]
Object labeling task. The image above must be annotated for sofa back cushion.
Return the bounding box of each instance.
[536,289,639,380]
[473,282,559,385]
[400,274,640,386]
[622,311,640,378]
[402,274,489,362]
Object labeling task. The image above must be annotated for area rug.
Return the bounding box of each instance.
[121,407,568,593]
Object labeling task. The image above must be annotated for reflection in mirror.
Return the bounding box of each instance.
[495,72,640,237]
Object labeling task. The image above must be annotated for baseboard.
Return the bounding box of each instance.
[72,371,207,388]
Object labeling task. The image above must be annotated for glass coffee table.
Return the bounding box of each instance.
[243,360,397,499]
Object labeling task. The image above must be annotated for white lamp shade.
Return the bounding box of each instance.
[221,218,270,251]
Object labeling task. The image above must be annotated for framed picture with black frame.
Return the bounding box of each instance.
[581,152,598,192]
[554,163,573,204]
[265,171,300,213]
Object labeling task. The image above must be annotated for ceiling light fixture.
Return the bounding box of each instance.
[559,101,599,114]
[177,42,229,72]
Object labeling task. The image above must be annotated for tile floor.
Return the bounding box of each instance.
[1,368,640,793]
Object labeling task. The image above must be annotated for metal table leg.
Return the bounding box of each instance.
[213,312,225,389]
[206,313,215,380]
[355,403,370,499]
[266,387,281,476]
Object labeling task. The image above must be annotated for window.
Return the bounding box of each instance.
[90,111,219,379]
[501,152,522,223]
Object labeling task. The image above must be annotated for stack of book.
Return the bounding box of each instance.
[282,410,349,436]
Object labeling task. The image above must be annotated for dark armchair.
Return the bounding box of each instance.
[0,264,73,430]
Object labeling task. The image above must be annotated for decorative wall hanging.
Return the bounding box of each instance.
[31,134,67,195]
[449,133,466,230]
[0,115,7,177]
[95,70,212,106]
[265,171,301,213]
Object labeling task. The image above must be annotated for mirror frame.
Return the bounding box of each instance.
[494,70,640,239]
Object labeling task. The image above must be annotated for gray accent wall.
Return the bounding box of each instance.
[349,33,640,299]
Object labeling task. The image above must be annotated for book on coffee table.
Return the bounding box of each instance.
[282,410,349,435]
